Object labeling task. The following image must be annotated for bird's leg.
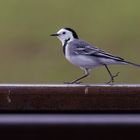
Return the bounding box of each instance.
[104,64,120,84]
[69,68,90,84]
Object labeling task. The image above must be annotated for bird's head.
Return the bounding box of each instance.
[51,28,79,45]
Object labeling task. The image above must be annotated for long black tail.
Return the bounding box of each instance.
[123,60,140,67]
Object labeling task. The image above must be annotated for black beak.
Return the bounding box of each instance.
[50,33,59,36]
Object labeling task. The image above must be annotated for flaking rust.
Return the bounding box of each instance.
[85,86,89,94]
[7,90,12,103]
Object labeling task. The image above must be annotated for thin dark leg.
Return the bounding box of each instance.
[70,68,90,84]
[104,64,120,84]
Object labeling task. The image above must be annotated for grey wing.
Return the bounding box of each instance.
[72,39,101,54]
[72,40,124,61]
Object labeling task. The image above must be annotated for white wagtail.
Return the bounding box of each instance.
[51,27,140,84]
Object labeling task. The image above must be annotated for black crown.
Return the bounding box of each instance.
[64,27,79,39]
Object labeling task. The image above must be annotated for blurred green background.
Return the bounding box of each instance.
[0,0,140,84]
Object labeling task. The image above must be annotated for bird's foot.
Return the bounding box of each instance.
[64,81,82,84]
[106,72,120,84]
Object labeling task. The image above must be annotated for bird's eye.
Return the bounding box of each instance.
[62,32,66,34]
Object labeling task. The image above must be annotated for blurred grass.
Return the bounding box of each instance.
[0,0,139,83]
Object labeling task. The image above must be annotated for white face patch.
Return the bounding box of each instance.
[56,28,75,45]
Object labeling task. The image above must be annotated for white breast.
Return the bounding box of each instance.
[65,44,72,61]
[65,46,101,69]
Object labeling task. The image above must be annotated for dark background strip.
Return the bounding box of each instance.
[1,114,140,139]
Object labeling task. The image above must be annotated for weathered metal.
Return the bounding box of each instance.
[0,84,140,112]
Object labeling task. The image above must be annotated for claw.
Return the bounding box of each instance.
[71,81,82,84]
[64,81,82,84]
[106,72,120,84]
[113,72,120,78]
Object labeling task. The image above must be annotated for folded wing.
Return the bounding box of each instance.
[72,39,124,62]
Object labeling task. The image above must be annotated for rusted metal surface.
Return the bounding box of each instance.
[0,84,140,112]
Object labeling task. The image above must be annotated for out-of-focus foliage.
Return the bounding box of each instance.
[0,0,139,83]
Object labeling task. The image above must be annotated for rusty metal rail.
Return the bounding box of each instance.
[0,84,140,139]
[0,84,140,112]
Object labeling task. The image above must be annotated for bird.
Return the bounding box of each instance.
[51,27,140,84]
